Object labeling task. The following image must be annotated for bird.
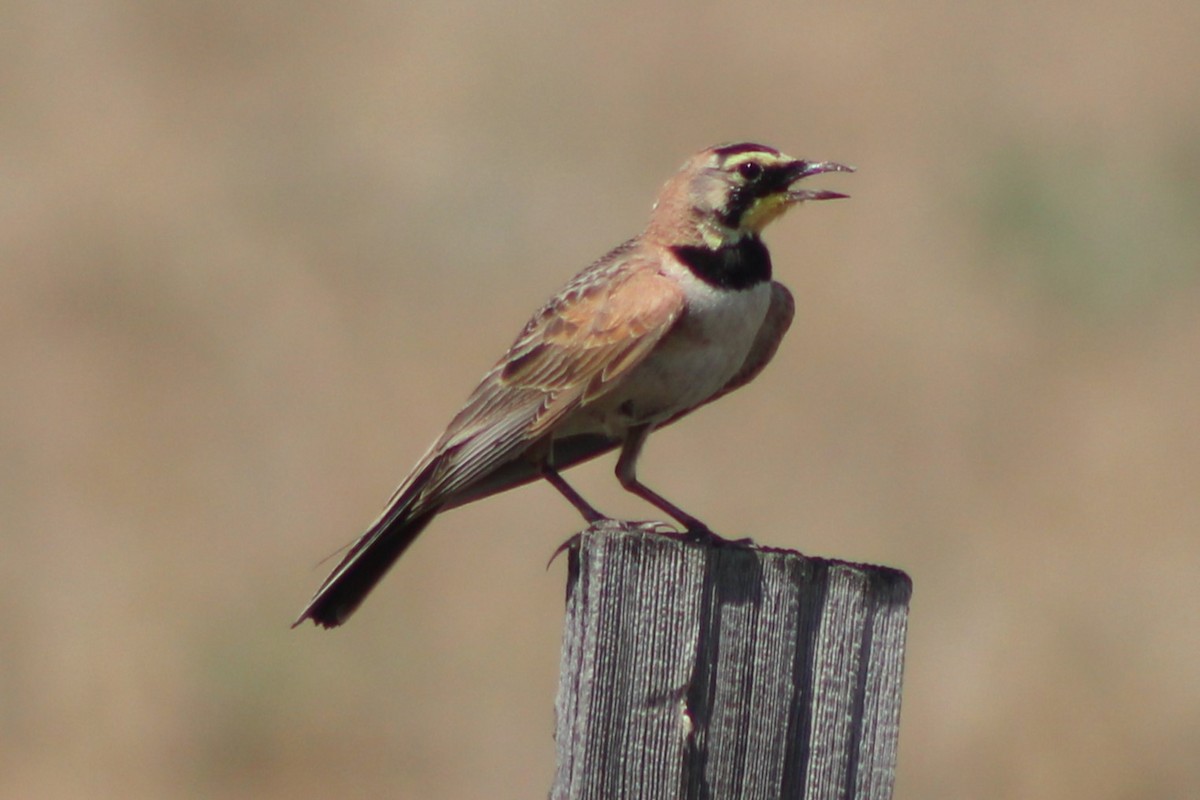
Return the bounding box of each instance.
[295,142,852,628]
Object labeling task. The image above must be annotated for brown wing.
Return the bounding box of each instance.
[398,257,687,509]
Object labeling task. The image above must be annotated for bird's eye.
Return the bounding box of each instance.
[737,161,763,181]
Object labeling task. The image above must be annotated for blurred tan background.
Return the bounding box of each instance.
[3,1,1199,798]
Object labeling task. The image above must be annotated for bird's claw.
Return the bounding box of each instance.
[547,532,583,568]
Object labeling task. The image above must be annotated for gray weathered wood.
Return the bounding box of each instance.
[550,521,911,800]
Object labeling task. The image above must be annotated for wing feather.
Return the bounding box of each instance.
[391,254,685,509]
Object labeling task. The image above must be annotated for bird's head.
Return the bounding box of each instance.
[647,142,853,249]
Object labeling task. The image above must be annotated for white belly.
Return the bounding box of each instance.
[563,278,771,437]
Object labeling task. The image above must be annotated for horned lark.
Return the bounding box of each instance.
[296,142,852,628]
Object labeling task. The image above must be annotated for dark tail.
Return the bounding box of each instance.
[293,507,438,628]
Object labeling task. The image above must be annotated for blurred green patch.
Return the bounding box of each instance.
[973,138,1200,320]
[189,627,288,791]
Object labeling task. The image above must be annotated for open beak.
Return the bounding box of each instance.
[785,160,855,202]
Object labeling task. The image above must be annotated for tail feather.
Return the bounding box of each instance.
[293,507,438,628]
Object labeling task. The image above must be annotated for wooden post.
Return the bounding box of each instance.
[550,520,912,800]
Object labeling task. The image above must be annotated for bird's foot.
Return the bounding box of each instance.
[548,518,755,567]
[684,525,755,548]
[632,519,681,535]
[650,520,756,548]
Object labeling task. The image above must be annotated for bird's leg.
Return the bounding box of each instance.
[615,425,713,539]
[541,463,607,524]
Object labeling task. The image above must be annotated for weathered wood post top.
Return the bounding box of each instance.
[551,520,912,800]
